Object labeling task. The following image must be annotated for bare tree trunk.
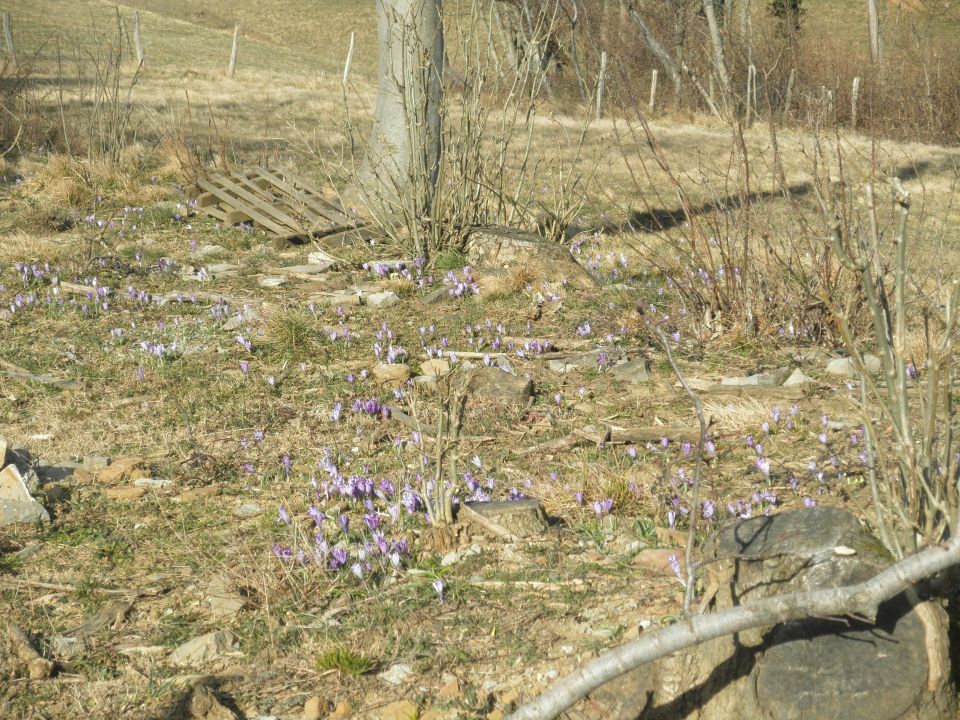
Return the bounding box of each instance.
[867,0,881,64]
[702,0,732,108]
[619,1,682,99]
[360,0,443,244]
[509,533,960,720]
[491,2,518,70]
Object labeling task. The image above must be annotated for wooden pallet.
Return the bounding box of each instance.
[193,167,362,242]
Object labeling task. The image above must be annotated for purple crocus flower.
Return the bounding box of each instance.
[432,578,445,603]
[337,513,350,534]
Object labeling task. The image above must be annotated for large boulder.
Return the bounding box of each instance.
[590,507,955,720]
[463,226,597,289]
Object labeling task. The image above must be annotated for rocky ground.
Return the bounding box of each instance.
[0,199,904,719]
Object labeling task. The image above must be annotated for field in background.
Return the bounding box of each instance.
[1,2,959,719]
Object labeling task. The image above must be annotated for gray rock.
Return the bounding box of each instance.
[133,478,173,488]
[307,249,339,266]
[168,629,240,667]
[825,353,882,379]
[207,577,247,619]
[222,306,261,332]
[206,263,244,278]
[36,460,80,482]
[258,276,287,288]
[378,662,414,686]
[366,291,400,308]
[82,455,111,473]
[461,499,548,538]
[282,263,333,275]
[721,367,791,387]
[0,464,50,526]
[234,503,263,518]
[610,358,651,384]
[462,366,533,406]
[14,542,44,561]
[782,367,813,387]
[593,507,956,720]
[423,287,451,304]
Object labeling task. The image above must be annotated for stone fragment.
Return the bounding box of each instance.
[379,662,414,686]
[189,684,239,720]
[82,455,111,473]
[720,367,790,387]
[283,263,333,275]
[302,696,330,720]
[104,486,148,500]
[609,358,651,384]
[381,700,418,720]
[168,630,240,667]
[258,276,287,288]
[632,548,684,574]
[71,468,95,483]
[234,503,262,517]
[206,577,247,619]
[14,542,44,561]
[133,477,173,488]
[783,368,813,387]
[308,249,339,266]
[308,292,362,307]
[36,461,80,482]
[437,676,462,699]
[462,366,533,406]
[460,499,547,538]
[372,362,411,388]
[420,359,450,377]
[98,457,144,484]
[825,354,882,378]
[222,306,261,332]
[180,485,223,501]
[0,435,7,466]
[366,291,400,308]
[0,464,50,526]
[423,287,450,305]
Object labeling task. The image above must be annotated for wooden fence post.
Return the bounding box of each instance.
[133,11,144,65]
[851,76,861,129]
[648,68,658,112]
[227,23,240,78]
[596,51,607,120]
[3,12,15,68]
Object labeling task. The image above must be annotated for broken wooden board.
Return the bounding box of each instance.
[193,166,364,243]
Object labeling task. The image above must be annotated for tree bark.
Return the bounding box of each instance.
[508,534,960,720]
[867,0,882,64]
[360,0,444,227]
[701,0,732,107]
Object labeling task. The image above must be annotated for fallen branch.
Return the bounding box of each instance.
[507,534,960,720]
[6,623,54,679]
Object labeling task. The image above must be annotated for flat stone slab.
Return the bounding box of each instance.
[721,367,790,387]
[460,499,547,538]
[0,464,50,526]
[282,264,334,275]
[168,629,240,667]
[462,366,533,406]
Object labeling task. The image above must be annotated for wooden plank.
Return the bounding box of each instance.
[203,175,301,233]
[197,192,218,208]
[257,167,355,226]
[196,178,293,236]
[207,173,300,231]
